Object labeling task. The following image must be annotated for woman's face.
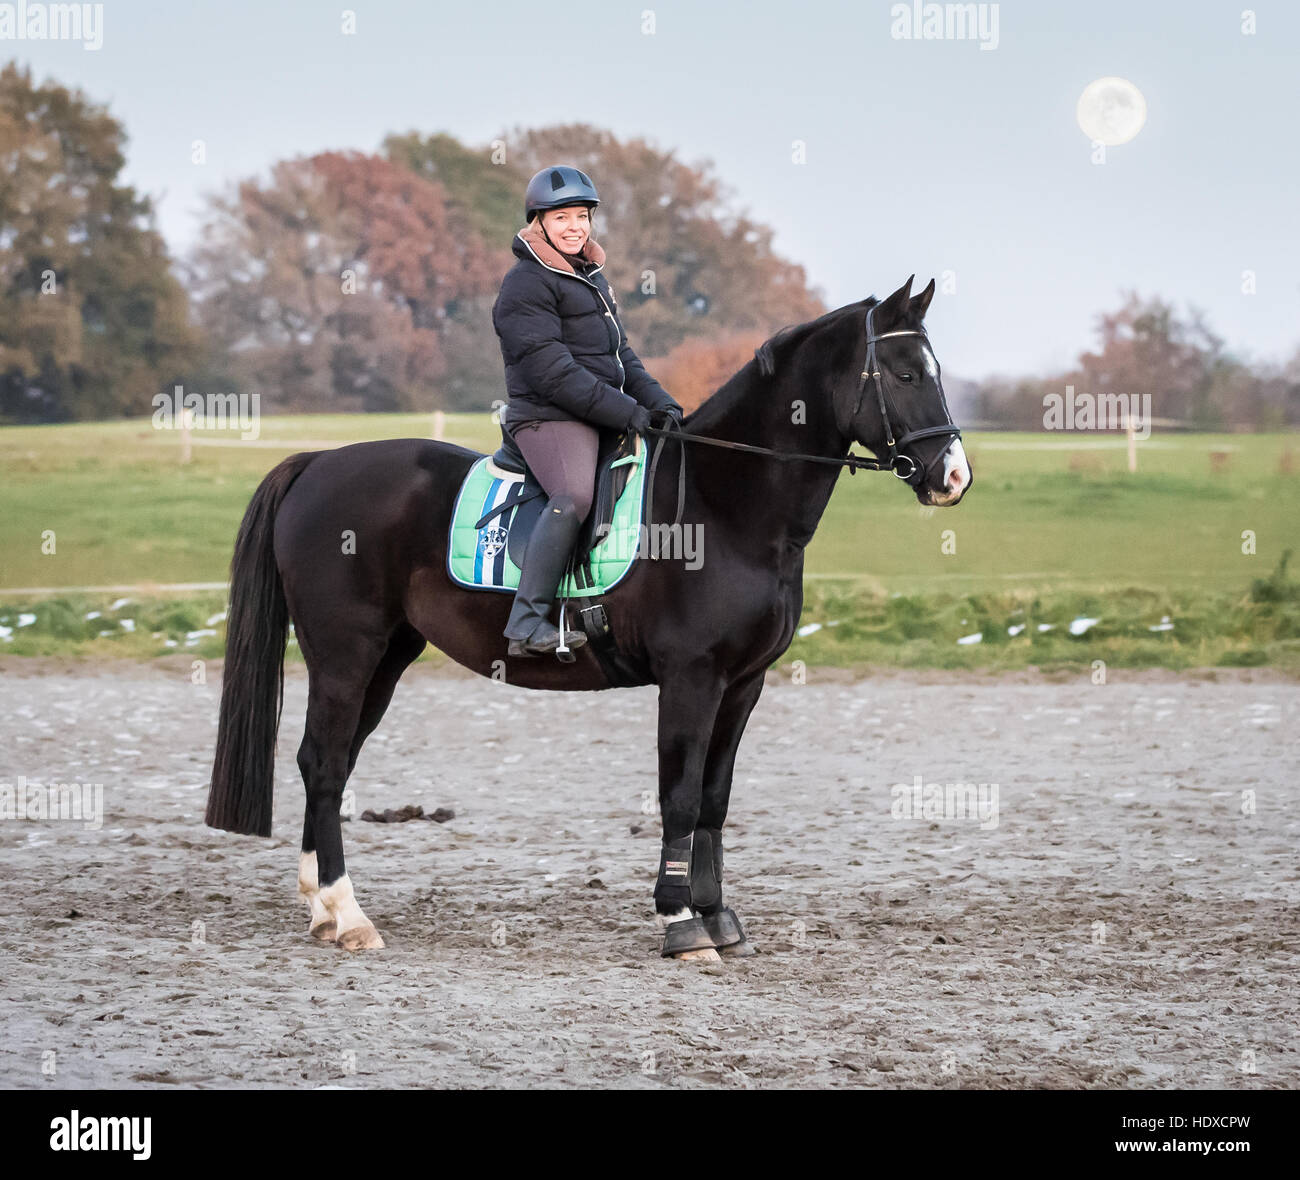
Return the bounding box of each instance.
[540,205,591,255]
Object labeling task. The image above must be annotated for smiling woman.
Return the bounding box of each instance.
[491,164,683,657]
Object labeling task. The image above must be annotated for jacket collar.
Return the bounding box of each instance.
[514,217,606,276]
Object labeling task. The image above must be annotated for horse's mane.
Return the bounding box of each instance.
[686,300,874,429]
[752,299,875,378]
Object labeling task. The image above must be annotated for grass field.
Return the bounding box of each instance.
[1,415,1297,669]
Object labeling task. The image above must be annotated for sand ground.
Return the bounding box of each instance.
[1,661,1296,1089]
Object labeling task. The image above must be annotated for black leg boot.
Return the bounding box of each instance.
[504,494,589,657]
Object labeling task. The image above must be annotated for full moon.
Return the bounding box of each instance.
[1076,77,1147,145]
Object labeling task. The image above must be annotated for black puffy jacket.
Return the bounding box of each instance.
[492,220,680,437]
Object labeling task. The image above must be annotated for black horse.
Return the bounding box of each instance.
[205,276,972,958]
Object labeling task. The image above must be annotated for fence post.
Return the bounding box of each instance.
[180,407,194,465]
[432,409,445,441]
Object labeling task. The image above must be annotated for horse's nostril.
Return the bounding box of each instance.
[948,468,964,490]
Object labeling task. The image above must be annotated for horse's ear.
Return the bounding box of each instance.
[910,277,936,320]
[875,275,914,327]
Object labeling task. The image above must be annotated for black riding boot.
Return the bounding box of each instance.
[504,494,589,657]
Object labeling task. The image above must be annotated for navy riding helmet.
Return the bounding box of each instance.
[524,165,600,222]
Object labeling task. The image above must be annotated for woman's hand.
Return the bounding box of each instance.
[650,405,683,430]
[626,405,653,436]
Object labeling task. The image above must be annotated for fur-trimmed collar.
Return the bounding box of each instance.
[516,217,606,274]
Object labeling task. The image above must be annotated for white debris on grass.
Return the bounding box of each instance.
[17,613,36,627]
[1069,617,1100,635]
[796,620,842,638]
[119,619,136,632]
[109,597,133,611]
[1037,623,1054,632]
[1148,616,1174,632]
[1008,623,1026,636]
[957,632,983,645]
[85,610,101,620]
[206,610,227,626]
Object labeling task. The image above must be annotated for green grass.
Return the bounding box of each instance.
[783,562,1300,674]
[1,415,1297,669]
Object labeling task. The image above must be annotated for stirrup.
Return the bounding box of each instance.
[507,624,587,658]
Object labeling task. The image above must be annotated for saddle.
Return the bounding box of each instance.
[445,423,658,687]
[485,424,638,572]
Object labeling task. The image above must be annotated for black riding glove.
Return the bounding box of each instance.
[650,404,683,429]
[626,405,653,436]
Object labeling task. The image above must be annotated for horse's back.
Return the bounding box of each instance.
[273,437,481,584]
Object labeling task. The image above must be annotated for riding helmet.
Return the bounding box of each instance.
[524,165,600,222]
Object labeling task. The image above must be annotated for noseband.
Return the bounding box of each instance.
[854,304,963,486]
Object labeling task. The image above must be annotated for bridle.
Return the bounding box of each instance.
[853,303,963,486]
[640,302,964,526]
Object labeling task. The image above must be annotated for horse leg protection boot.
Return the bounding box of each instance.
[690,827,724,914]
[654,828,723,913]
[657,830,734,956]
[654,833,694,914]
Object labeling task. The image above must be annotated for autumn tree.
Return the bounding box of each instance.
[188,151,506,412]
[0,64,196,422]
[382,131,520,408]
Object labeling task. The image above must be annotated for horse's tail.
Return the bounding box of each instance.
[206,451,319,837]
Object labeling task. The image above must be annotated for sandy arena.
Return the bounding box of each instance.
[1,661,1296,1089]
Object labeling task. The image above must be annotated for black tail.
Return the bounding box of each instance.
[206,451,319,836]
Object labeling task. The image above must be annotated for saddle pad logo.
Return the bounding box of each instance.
[478,525,508,559]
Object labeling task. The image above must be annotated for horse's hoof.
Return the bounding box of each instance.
[717,940,757,957]
[336,924,385,950]
[673,947,722,962]
[310,920,337,942]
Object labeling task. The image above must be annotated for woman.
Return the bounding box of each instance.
[492,164,683,657]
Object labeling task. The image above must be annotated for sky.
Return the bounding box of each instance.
[5,0,1298,380]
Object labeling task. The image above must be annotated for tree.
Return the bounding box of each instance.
[1078,292,1224,426]
[972,291,1296,431]
[0,64,196,422]
[188,151,506,412]
[382,132,521,409]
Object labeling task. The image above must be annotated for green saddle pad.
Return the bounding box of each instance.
[447,436,647,596]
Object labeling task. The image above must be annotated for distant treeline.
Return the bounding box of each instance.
[1,64,1295,429]
[968,293,1299,431]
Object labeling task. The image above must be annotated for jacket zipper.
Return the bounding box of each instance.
[516,236,627,393]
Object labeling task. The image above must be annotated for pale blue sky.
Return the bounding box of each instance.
[7,0,1298,378]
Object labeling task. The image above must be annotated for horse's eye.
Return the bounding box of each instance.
[898,372,914,383]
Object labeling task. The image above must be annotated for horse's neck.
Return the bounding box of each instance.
[679,366,849,556]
